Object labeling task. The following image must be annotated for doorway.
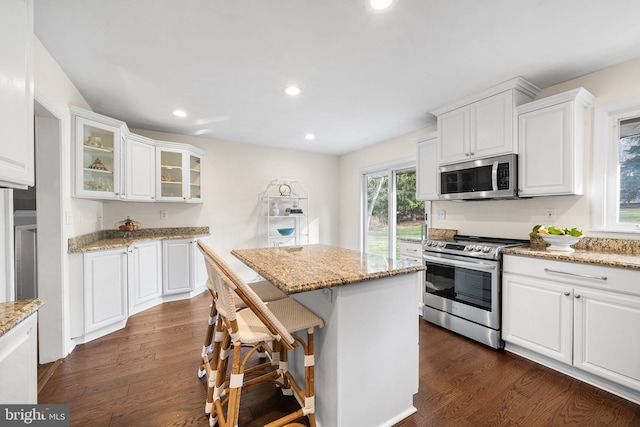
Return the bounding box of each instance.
[31,94,66,363]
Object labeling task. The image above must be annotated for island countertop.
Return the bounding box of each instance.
[231,244,424,294]
[0,299,45,338]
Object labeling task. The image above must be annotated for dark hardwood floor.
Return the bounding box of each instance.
[38,292,640,426]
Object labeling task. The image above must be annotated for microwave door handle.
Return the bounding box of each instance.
[423,254,497,272]
[492,160,499,191]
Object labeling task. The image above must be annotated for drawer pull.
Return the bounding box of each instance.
[406,248,418,252]
[544,268,607,281]
[563,292,570,296]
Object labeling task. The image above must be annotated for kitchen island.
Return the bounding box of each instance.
[231,244,424,427]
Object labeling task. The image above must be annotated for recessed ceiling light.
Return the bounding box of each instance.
[369,0,394,11]
[173,110,187,118]
[285,86,302,96]
[305,133,315,140]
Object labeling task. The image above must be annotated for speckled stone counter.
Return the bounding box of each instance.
[397,228,458,244]
[68,226,210,253]
[0,299,44,338]
[232,244,424,294]
[503,236,640,270]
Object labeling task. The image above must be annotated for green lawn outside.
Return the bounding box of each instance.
[367,222,423,258]
[620,207,640,223]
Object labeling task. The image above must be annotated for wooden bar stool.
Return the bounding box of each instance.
[198,240,324,427]
[197,242,287,418]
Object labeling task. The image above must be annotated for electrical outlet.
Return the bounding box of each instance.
[160,210,168,220]
[437,209,446,220]
[544,208,556,222]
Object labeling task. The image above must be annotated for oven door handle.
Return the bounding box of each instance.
[423,254,498,272]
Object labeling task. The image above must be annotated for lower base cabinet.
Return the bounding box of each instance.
[70,236,208,343]
[399,240,424,315]
[162,237,208,295]
[0,312,38,403]
[503,255,640,404]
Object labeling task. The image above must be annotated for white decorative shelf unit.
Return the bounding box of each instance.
[260,179,309,247]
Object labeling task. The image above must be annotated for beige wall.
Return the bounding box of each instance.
[338,57,640,246]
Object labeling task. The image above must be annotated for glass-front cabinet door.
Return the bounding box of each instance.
[157,147,185,201]
[188,153,202,202]
[156,146,204,203]
[74,115,123,199]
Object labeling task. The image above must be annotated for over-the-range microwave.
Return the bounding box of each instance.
[439,154,518,200]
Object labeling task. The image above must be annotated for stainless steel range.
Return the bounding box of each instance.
[422,234,528,348]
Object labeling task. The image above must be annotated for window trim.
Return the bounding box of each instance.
[592,98,640,233]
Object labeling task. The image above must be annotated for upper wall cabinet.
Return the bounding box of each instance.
[0,0,34,190]
[517,88,595,197]
[71,106,205,203]
[71,107,127,200]
[156,144,204,203]
[415,132,439,201]
[124,133,156,202]
[433,78,539,165]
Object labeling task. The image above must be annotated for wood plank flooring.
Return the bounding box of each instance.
[38,292,640,426]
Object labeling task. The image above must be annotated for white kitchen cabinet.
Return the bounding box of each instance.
[124,133,156,202]
[162,237,208,295]
[415,132,439,200]
[502,272,573,364]
[517,88,595,197]
[128,240,162,315]
[156,145,204,203]
[260,179,309,247]
[399,240,424,315]
[433,78,538,165]
[0,0,34,190]
[503,254,640,403]
[574,288,640,392]
[71,107,127,200]
[83,248,128,334]
[0,312,37,403]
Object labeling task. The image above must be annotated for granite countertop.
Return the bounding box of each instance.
[69,226,210,253]
[0,299,45,338]
[397,228,458,244]
[503,236,640,270]
[232,244,425,294]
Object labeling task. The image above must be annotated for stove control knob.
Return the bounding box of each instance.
[438,242,446,248]
[474,246,483,252]
[465,245,475,251]
[482,246,492,253]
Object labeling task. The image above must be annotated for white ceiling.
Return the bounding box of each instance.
[34,0,640,155]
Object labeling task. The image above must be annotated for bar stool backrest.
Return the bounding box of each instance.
[197,240,296,348]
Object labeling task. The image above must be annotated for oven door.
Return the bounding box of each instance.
[423,252,500,329]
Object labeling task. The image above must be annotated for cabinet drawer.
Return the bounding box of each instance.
[399,241,422,260]
[503,254,640,296]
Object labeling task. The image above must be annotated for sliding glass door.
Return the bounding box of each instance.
[363,163,424,258]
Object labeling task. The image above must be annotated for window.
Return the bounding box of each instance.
[593,99,640,232]
[362,161,425,258]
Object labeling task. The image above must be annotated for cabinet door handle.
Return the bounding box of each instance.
[575,294,581,299]
[563,292,570,296]
[469,152,474,156]
[543,268,607,281]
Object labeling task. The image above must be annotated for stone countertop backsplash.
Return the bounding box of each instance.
[504,236,640,270]
[0,299,45,338]
[397,228,458,243]
[68,226,210,253]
